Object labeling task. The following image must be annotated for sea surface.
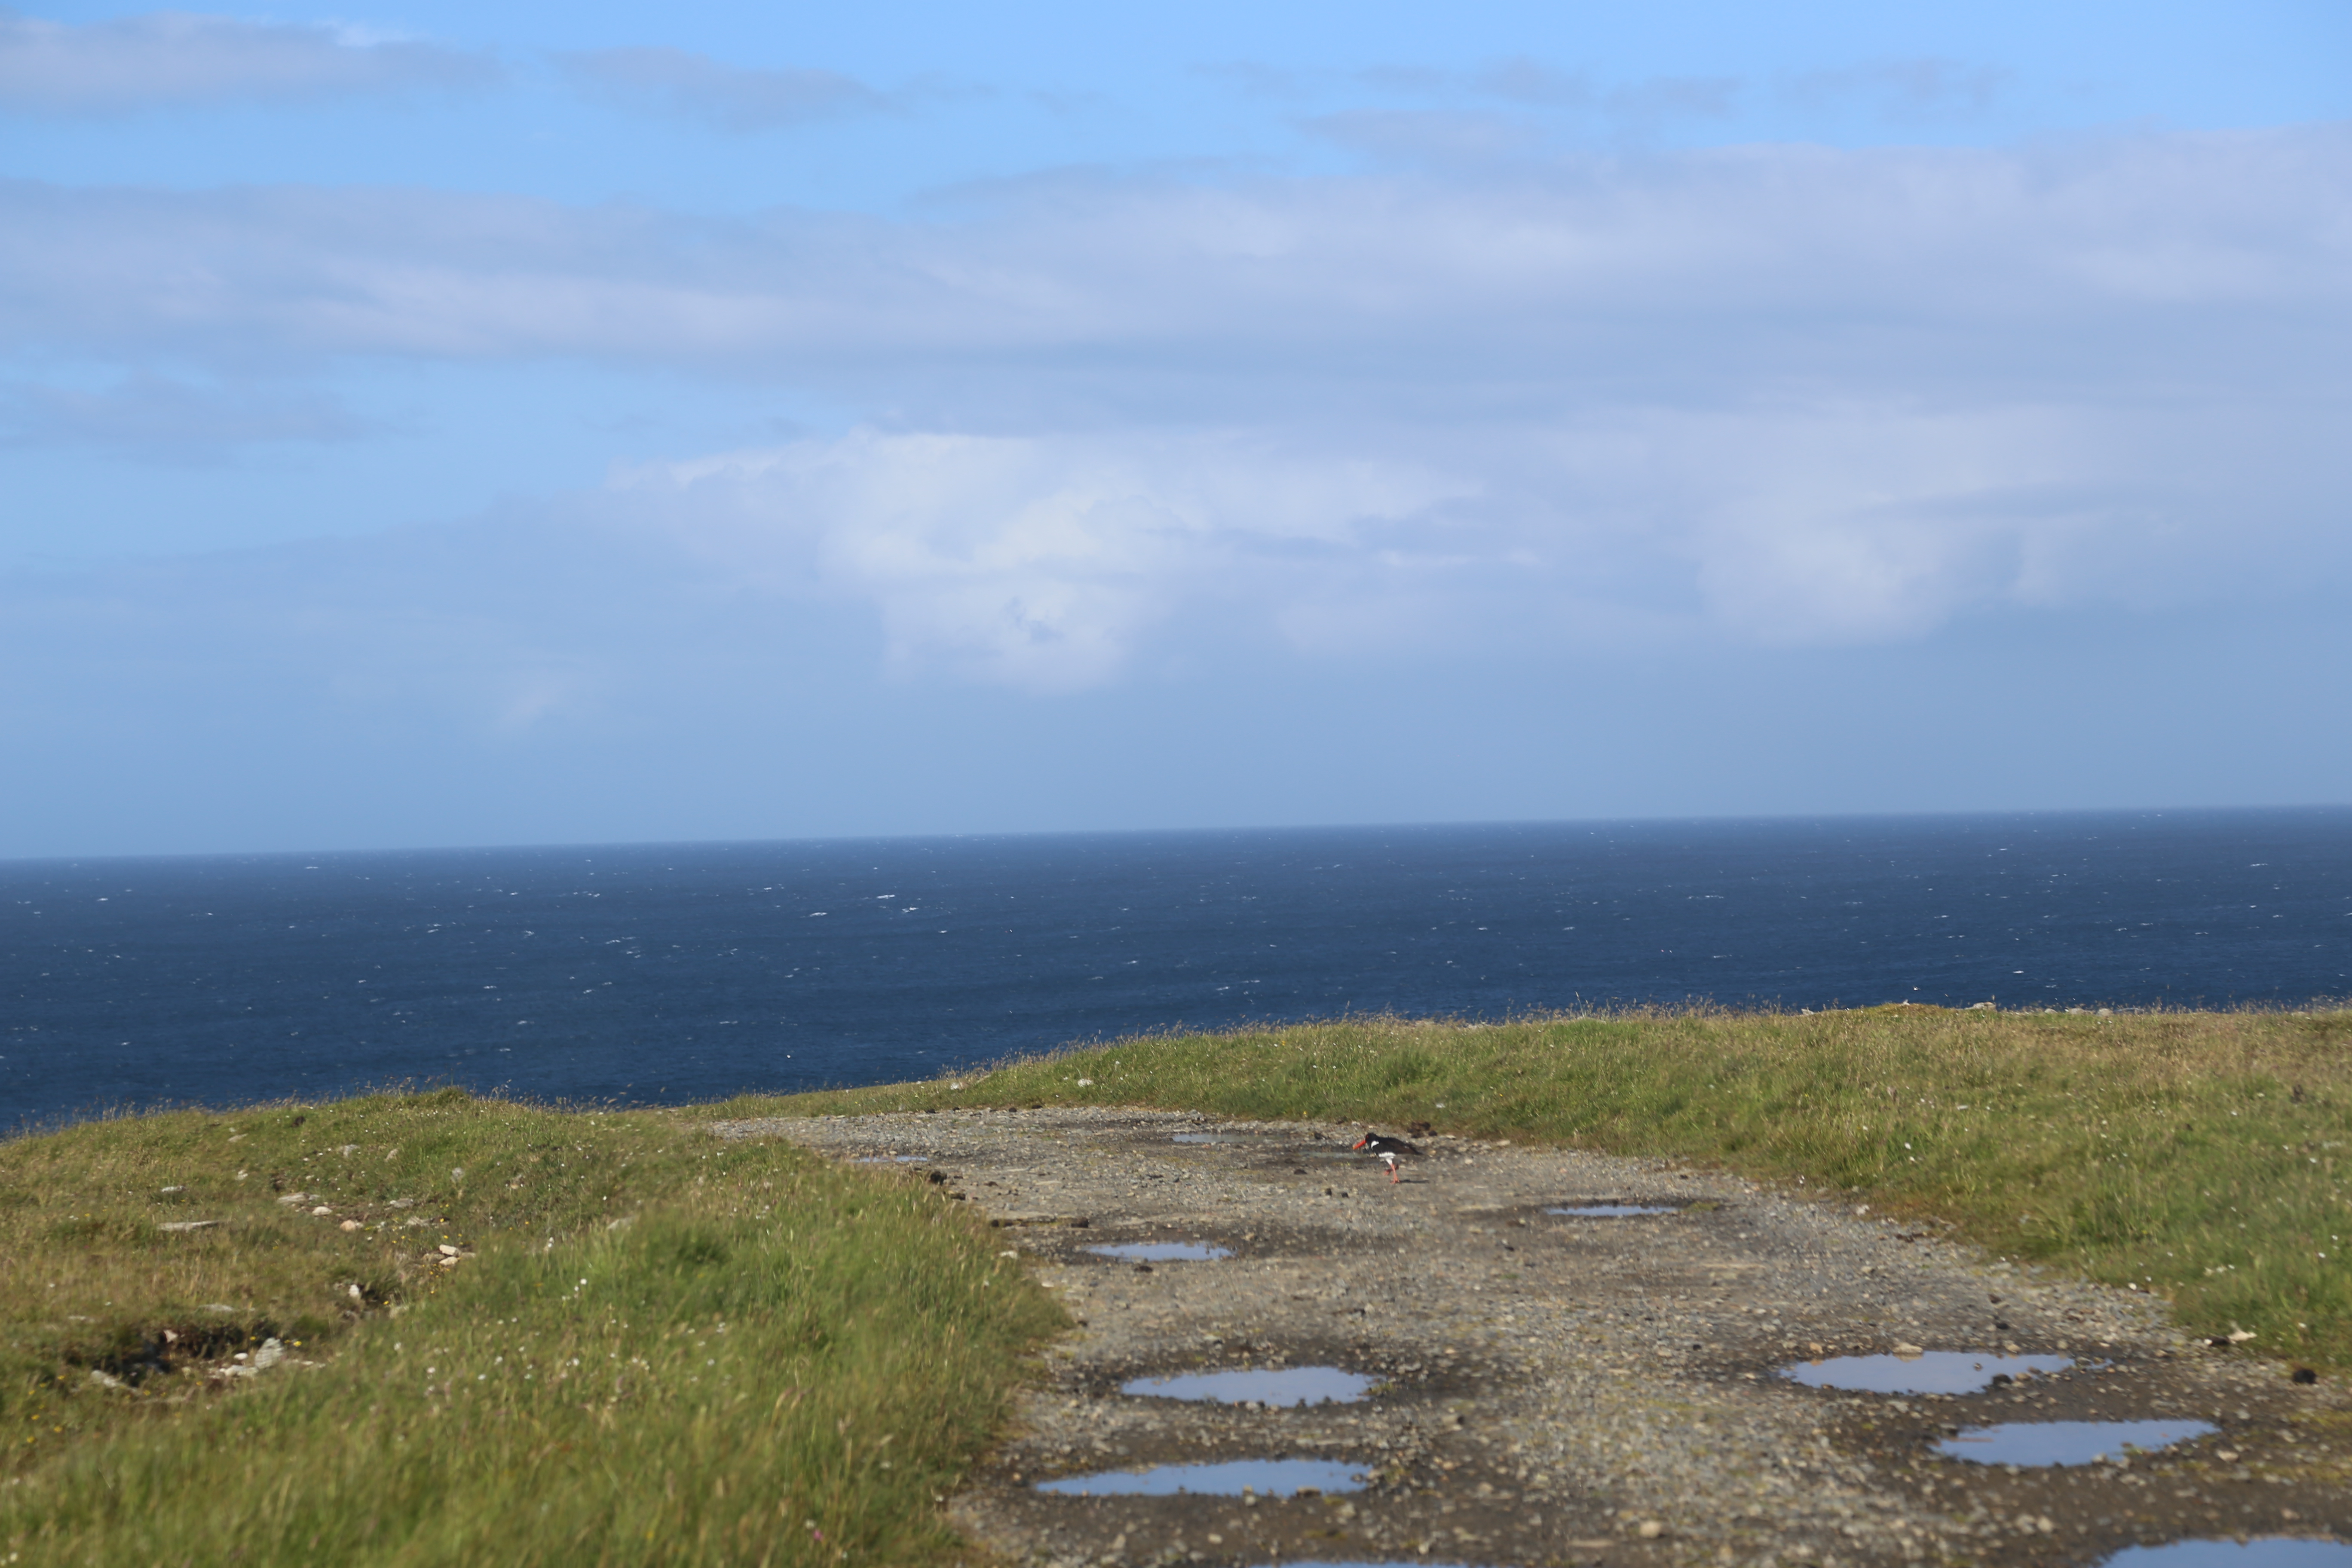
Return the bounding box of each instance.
[5,809,2348,1126]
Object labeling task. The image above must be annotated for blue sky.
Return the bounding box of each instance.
[3,1,2348,856]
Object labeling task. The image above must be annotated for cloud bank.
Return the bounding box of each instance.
[8,127,2344,376]
[6,124,2348,691]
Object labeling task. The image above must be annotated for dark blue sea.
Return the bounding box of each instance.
[5,809,2348,1128]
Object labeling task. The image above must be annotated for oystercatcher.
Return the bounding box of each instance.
[1351,1130,1423,1182]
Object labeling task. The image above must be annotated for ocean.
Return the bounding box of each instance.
[4,808,2347,1127]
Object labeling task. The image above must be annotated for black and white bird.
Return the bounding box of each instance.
[1351,1130,1423,1183]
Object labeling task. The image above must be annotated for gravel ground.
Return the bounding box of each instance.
[714,1107,2349,1568]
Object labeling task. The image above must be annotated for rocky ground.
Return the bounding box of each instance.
[712,1107,2349,1568]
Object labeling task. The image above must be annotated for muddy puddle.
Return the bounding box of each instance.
[729,1108,2350,1568]
[2101,1542,2352,1565]
[1034,1458,1367,1497]
[1784,1348,2074,1393]
[1086,1241,1232,1262]
[1120,1366,1375,1406]
[1936,1417,2217,1466]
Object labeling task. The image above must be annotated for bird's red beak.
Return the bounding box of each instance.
[1351,1136,1371,1150]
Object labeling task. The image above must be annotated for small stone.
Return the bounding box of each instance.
[438,1244,461,1257]
[311,1205,333,1216]
[159,1220,221,1232]
[340,1219,364,1231]
[1637,1519,1665,1539]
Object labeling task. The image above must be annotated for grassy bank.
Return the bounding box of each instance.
[732,1005,2352,1371]
[1,1090,1063,1566]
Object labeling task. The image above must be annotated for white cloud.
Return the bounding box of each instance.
[584,386,2350,691]
[0,11,495,115]
[557,47,886,131]
[3,124,2346,680]
[0,373,367,456]
[621,430,1467,690]
[7,127,2344,372]
[1784,58,2011,123]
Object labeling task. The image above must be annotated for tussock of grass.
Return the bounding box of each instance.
[736,1006,2352,1370]
[2,1090,1063,1565]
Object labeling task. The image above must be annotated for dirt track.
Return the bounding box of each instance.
[715,1107,2349,1568]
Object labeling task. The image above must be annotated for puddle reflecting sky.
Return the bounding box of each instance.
[1781,1351,2073,1394]
[1937,1418,2217,1466]
[851,1155,928,1163]
[1087,1242,1233,1261]
[1121,1366,1375,1406]
[1548,1203,1674,1217]
[1034,1458,1366,1497]
[1171,1132,1256,1144]
[2101,1541,2352,1566]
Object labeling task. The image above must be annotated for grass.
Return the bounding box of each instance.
[0,1088,1065,1566]
[729,1004,2352,1371]
[6,1006,2346,1563]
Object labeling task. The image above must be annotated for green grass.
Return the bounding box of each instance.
[729,1005,2352,1370]
[8,1007,2347,1563]
[1,1089,1064,1566]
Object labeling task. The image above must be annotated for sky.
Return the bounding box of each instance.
[2,1,2348,858]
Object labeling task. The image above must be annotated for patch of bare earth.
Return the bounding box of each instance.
[716,1108,2348,1568]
